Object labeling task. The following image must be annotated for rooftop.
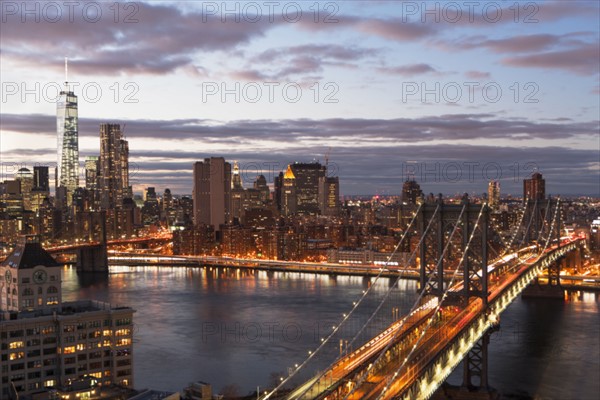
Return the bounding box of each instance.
[2,235,59,269]
[1,300,134,322]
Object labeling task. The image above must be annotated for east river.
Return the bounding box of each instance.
[60,265,599,399]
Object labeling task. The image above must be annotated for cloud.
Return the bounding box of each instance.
[356,18,437,41]
[502,43,600,76]
[1,113,598,145]
[230,44,379,81]
[451,34,564,53]
[465,71,491,79]
[2,111,598,196]
[0,2,280,76]
[378,63,438,76]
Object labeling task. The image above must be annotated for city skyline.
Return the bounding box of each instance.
[1,1,599,196]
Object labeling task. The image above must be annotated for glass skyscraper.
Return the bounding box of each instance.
[56,82,79,204]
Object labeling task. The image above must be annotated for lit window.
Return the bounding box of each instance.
[9,352,24,360]
[115,338,131,346]
[63,346,75,354]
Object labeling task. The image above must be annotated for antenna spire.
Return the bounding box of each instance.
[64,57,69,91]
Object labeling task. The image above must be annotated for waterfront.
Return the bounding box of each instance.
[61,265,599,399]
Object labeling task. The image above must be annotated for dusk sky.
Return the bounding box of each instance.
[1,0,599,197]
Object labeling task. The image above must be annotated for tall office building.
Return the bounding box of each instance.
[318,176,340,216]
[253,175,270,203]
[33,166,50,193]
[281,165,297,216]
[289,162,325,215]
[523,172,545,201]
[193,157,232,230]
[488,180,500,208]
[56,63,79,205]
[15,168,33,211]
[232,161,243,190]
[0,236,135,394]
[274,171,284,211]
[99,124,130,209]
[85,156,99,191]
[31,166,50,212]
[401,179,422,205]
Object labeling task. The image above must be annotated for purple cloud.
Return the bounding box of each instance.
[502,43,600,76]
[378,63,438,76]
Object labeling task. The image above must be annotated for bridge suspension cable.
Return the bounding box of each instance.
[260,203,426,400]
[289,203,441,399]
[341,202,471,399]
[373,203,487,400]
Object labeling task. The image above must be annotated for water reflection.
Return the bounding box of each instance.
[60,266,598,398]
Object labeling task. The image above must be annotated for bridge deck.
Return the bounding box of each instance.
[287,239,581,400]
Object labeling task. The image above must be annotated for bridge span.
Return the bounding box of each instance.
[275,238,583,400]
[259,197,586,400]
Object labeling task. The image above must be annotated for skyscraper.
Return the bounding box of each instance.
[33,166,49,192]
[401,179,422,205]
[232,161,243,190]
[32,166,50,212]
[289,162,325,215]
[15,167,33,211]
[56,60,79,204]
[523,172,545,201]
[318,176,340,216]
[99,123,130,209]
[193,157,232,230]
[85,156,99,191]
[488,180,500,208]
[282,165,297,216]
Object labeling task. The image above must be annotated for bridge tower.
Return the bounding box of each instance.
[76,211,108,273]
[419,194,497,395]
[523,197,564,298]
[418,194,489,306]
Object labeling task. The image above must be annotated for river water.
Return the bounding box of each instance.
[60,265,599,399]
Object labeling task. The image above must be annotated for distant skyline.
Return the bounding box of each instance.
[1,1,598,196]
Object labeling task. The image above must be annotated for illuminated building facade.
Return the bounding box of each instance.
[523,172,545,201]
[289,162,325,215]
[56,82,79,205]
[318,176,339,216]
[281,165,297,216]
[488,180,500,209]
[31,166,50,213]
[99,124,130,210]
[0,236,135,396]
[401,179,422,205]
[193,157,232,230]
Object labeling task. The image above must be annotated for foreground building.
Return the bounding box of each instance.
[0,236,135,397]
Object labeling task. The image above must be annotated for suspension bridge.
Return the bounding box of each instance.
[259,195,586,400]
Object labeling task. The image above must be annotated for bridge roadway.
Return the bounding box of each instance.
[108,253,427,279]
[277,238,582,400]
[44,234,172,253]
